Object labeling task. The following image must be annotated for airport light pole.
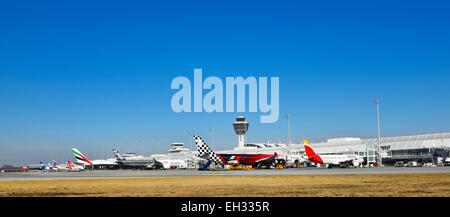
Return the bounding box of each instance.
[373,98,382,166]
[154,137,159,154]
[188,131,193,151]
[138,140,143,155]
[365,142,371,168]
[210,128,214,146]
[285,114,292,144]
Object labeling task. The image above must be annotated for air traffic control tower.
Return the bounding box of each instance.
[233,116,249,149]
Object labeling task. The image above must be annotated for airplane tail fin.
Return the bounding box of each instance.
[303,140,318,158]
[193,135,225,165]
[72,148,93,165]
[112,149,125,161]
[67,161,74,168]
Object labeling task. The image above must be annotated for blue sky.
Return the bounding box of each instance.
[1,0,449,165]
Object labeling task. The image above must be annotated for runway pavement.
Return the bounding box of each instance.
[1,166,450,181]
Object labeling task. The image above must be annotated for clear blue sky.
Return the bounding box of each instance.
[1,0,449,165]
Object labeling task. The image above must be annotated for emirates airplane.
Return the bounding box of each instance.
[72,148,118,168]
[303,140,361,168]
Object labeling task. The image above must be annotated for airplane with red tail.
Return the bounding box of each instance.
[303,140,361,168]
[65,161,84,171]
[194,135,285,169]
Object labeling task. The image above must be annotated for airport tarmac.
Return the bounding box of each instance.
[1,166,450,181]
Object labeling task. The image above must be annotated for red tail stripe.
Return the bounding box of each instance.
[80,154,93,165]
[217,154,227,164]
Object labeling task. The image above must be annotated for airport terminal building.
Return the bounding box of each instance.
[216,117,450,166]
[301,132,450,165]
[236,132,450,166]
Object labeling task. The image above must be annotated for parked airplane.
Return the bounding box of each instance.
[39,161,57,171]
[72,148,118,169]
[112,149,163,169]
[156,159,190,169]
[194,135,284,169]
[64,161,84,171]
[36,160,84,172]
[303,140,361,168]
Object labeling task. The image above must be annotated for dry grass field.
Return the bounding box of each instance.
[1,173,450,197]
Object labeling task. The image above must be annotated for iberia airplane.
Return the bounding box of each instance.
[303,140,361,168]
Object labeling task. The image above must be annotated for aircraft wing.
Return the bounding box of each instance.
[254,155,276,165]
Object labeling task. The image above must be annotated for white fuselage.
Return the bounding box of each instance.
[319,154,360,165]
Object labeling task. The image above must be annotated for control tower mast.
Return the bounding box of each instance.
[233,116,249,149]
